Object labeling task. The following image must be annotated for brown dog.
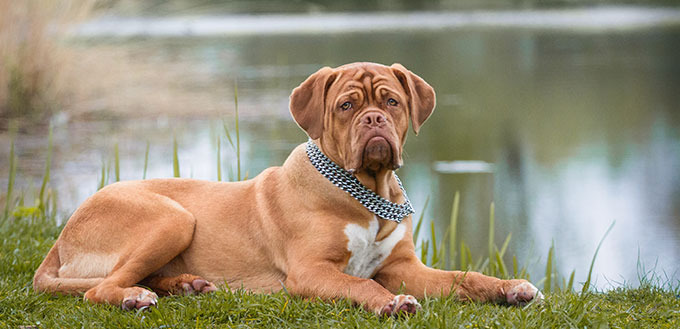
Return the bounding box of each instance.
[33,62,541,315]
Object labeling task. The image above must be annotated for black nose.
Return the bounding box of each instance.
[362,112,386,127]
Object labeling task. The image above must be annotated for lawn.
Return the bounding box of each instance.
[1,213,679,328]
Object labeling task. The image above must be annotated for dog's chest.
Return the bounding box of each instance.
[343,216,406,279]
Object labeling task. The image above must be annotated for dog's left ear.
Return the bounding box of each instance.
[290,67,337,139]
[390,63,436,135]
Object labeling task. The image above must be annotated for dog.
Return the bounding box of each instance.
[33,62,542,315]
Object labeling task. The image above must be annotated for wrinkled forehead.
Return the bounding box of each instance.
[329,64,405,96]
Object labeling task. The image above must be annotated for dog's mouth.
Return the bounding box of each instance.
[348,132,401,174]
[364,136,392,168]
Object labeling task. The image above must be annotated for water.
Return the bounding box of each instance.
[3,7,680,289]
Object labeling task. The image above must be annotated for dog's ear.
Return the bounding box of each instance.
[289,67,337,139]
[390,63,436,135]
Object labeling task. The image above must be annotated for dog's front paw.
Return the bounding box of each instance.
[122,287,158,310]
[380,294,421,316]
[504,281,543,306]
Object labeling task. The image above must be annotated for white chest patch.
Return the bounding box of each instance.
[343,216,406,279]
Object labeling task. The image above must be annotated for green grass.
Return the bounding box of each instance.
[2,120,679,327]
[1,216,679,328]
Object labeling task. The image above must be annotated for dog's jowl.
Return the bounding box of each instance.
[33,62,542,315]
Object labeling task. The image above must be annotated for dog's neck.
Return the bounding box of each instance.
[354,169,401,241]
[316,139,403,241]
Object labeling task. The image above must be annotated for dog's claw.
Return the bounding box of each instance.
[121,288,158,311]
[380,294,421,316]
[506,281,543,305]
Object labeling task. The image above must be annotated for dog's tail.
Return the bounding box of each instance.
[33,242,103,295]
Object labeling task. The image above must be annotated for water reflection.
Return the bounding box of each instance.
[3,15,680,289]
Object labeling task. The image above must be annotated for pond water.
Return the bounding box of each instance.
[3,7,680,289]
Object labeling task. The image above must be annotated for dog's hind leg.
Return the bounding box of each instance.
[141,273,218,296]
[82,213,197,310]
[63,192,200,310]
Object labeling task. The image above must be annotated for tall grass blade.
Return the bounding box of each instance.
[173,137,180,178]
[221,120,235,151]
[512,255,518,277]
[495,250,507,278]
[4,139,16,221]
[38,124,53,214]
[234,80,241,181]
[499,233,512,258]
[476,258,488,273]
[488,202,496,276]
[545,242,554,293]
[98,160,107,190]
[460,241,468,270]
[465,243,473,270]
[412,196,429,243]
[114,143,120,182]
[216,137,222,181]
[421,241,429,265]
[581,221,615,294]
[430,221,438,266]
[567,270,575,291]
[449,191,460,269]
[50,189,57,221]
[142,141,150,179]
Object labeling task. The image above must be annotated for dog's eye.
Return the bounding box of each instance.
[340,102,352,111]
[387,98,398,107]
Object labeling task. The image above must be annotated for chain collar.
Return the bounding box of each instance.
[305,140,415,223]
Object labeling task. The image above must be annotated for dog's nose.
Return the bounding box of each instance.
[362,112,387,127]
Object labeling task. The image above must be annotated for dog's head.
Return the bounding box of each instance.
[290,62,435,174]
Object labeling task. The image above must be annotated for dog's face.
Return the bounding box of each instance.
[290,62,435,174]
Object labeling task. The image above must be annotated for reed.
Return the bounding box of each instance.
[544,242,554,293]
[3,136,16,221]
[37,124,53,216]
[234,80,241,181]
[97,160,107,190]
[173,137,180,178]
[142,141,150,179]
[0,0,94,119]
[216,136,222,181]
[488,202,496,276]
[582,221,615,294]
[449,191,460,268]
[114,143,120,182]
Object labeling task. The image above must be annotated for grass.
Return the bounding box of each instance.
[1,119,679,327]
[1,215,679,328]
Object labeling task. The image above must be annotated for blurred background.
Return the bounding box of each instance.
[1,0,679,289]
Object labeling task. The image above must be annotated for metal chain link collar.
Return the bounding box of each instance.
[305,140,415,223]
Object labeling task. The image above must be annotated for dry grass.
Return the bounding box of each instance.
[0,0,94,120]
[63,44,235,119]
